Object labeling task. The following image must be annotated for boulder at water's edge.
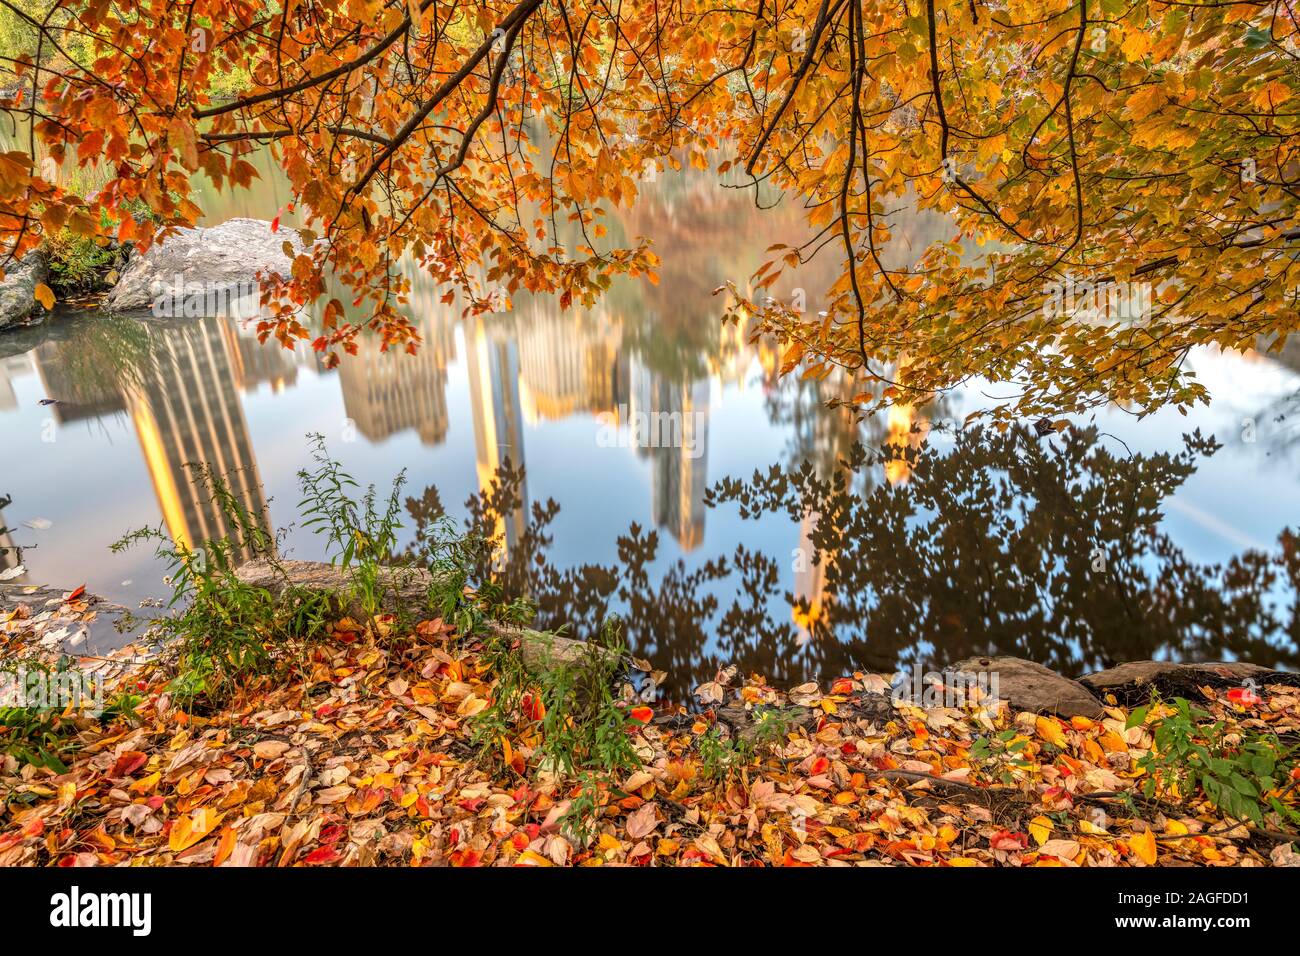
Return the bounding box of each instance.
[0,251,48,331]
[104,218,310,311]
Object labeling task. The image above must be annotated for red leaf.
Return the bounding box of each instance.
[990,830,1028,851]
[450,849,482,867]
[520,691,545,721]
[630,706,653,723]
[109,750,148,778]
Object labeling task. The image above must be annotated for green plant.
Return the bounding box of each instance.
[112,463,328,710]
[968,727,1040,785]
[697,707,800,781]
[44,231,121,295]
[0,657,140,771]
[297,433,406,621]
[473,618,642,844]
[1132,696,1300,829]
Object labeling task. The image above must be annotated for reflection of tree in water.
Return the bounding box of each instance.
[709,426,1300,680]
[407,424,1299,701]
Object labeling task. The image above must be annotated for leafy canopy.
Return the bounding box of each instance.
[1,0,1297,417]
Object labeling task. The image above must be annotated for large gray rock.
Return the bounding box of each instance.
[0,250,48,330]
[1080,660,1273,691]
[946,656,1104,719]
[1078,660,1295,705]
[104,217,310,312]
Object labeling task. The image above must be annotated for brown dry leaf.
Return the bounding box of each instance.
[625,801,659,840]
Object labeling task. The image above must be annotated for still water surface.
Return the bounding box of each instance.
[2,154,1299,694]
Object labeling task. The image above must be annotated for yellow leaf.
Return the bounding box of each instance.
[33,282,54,310]
[129,771,161,793]
[597,833,623,852]
[1127,829,1158,865]
[1029,815,1053,846]
[168,807,225,852]
[1099,730,1128,753]
[1036,716,1067,748]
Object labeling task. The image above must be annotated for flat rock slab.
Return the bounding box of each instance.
[233,558,607,673]
[946,656,1104,719]
[1079,660,1299,706]
[105,218,311,311]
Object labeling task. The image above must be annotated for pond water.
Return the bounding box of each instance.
[2,151,1300,696]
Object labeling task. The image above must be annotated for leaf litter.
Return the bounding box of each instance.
[1,602,1299,867]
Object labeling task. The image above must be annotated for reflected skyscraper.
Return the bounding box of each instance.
[337,314,454,445]
[465,316,528,559]
[120,317,271,562]
[33,343,127,423]
[0,354,32,411]
[515,303,626,422]
[629,360,710,550]
[224,320,299,394]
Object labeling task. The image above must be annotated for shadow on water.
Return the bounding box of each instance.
[407,424,1300,699]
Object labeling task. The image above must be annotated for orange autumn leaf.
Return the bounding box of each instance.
[1127,829,1158,866]
[168,808,225,853]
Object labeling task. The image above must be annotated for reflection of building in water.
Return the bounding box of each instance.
[120,317,270,562]
[792,510,827,646]
[782,368,864,642]
[709,316,754,389]
[31,345,127,423]
[223,321,299,394]
[515,304,627,423]
[884,403,920,485]
[629,360,710,550]
[465,317,528,559]
[0,354,33,411]
[337,315,454,445]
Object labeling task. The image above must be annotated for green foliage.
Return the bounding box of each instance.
[0,659,141,772]
[203,62,252,100]
[696,707,800,781]
[112,463,329,710]
[0,701,73,772]
[473,618,642,844]
[297,432,406,620]
[1133,696,1300,829]
[0,1,95,70]
[44,231,120,295]
[968,728,1040,785]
